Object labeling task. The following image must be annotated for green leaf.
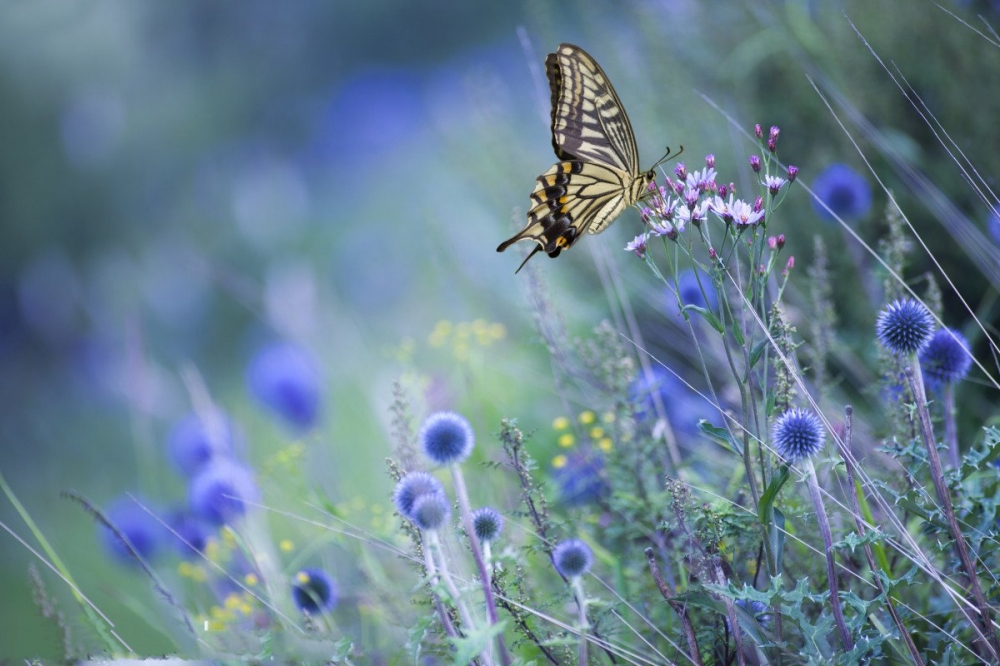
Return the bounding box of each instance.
[698,420,742,456]
[748,339,768,370]
[731,319,746,346]
[758,466,790,525]
[682,304,724,333]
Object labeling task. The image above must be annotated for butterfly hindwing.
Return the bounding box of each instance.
[498,43,654,272]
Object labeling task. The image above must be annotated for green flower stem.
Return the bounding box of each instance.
[421,533,457,638]
[906,362,999,660]
[943,383,960,469]
[0,470,126,654]
[450,462,511,666]
[425,530,472,636]
[837,406,924,665]
[803,458,853,651]
[571,576,589,666]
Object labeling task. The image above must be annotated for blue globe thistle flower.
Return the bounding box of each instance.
[552,451,609,506]
[166,509,215,558]
[920,328,972,387]
[188,459,260,526]
[409,492,451,531]
[472,507,504,542]
[876,299,935,355]
[772,409,825,463]
[98,496,164,565]
[246,342,321,431]
[419,411,474,465]
[811,163,872,222]
[291,567,338,615]
[672,268,718,313]
[392,471,446,519]
[553,538,594,578]
[166,410,237,477]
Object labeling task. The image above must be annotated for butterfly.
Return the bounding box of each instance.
[498,43,669,273]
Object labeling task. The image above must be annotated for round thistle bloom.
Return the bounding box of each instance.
[811,163,872,222]
[291,567,338,615]
[246,342,322,431]
[167,509,215,558]
[98,496,164,565]
[472,507,504,542]
[419,411,475,465]
[166,410,236,477]
[876,299,935,355]
[919,328,972,387]
[552,538,593,578]
[409,492,451,531]
[188,459,260,526]
[772,409,825,463]
[392,471,446,519]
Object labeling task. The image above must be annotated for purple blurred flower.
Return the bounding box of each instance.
[98,496,164,565]
[188,460,260,526]
[167,410,237,477]
[552,450,609,506]
[247,342,322,431]
[811,164,872,222]
[167,509,216,559]
[919,328,972,387]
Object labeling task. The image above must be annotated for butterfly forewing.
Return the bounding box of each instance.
[547,44,640,175]
[498,43,654,272]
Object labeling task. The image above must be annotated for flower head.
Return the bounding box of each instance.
[392,471,446,518]
[772,409,825,463]
[552,450,609,506]
[749,155,761,173]
[472,507,504,542]
[876,299,935,355]
[553,538,593,578]
[919,328,972,387]
[419,411,475,465]
[188,459,260,526]
[787,165,799,182]
[167,509,215,558]
[811,163,872,222]
[625,233,649,257]
[291,568,338,615]
[409,492,451,531]
[246,342,322,431]
[763,175,787,196]
[98,495,164,565]
[167,410,237,477]
[730,199,766,228]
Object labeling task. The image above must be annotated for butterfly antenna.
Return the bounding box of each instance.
[514,245,543,274]
[652,145,684,171]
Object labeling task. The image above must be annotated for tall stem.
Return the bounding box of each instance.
[837,405,924,665]
[450,463,511,666]
[804,459,853,651]
[906,363,998,659]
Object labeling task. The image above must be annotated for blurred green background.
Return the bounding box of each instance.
[2,0,999,658]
